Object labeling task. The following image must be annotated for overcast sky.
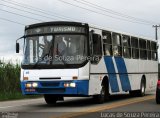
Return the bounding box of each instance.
[0,0,160,62]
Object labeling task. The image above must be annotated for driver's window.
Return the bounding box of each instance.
[24,37,38,63]
[29,39,34,63]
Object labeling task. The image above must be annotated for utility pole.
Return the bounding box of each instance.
[153,25,160,62]
[153,25,160,40]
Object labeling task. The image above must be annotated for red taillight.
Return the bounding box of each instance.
[157,80,160,89]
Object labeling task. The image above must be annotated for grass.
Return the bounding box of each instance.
[0,92,41,101]
[0,60,41,101]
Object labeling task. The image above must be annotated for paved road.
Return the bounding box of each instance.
[0,92,159,118]
[76,96,160,118]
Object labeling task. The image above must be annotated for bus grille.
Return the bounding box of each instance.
[39,77,61,80]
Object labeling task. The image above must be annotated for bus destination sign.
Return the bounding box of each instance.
[26,26,86,35]
[52,26,76,32]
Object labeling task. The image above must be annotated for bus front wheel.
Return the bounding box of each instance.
[44,94,58,105]
[93,85,109,104]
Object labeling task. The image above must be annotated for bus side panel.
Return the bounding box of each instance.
[138,59,158,91]
[124,58,140,91]
[89,56,122,95]
[78,62,90,80]
[89,75,103,95]
[125,58,158,92]
[89,57,106,95]
[145,60,158,91]
[114,57,131,91]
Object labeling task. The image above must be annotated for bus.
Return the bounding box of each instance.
[16,21,158,104]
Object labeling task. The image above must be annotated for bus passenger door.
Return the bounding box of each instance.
[89,32,106,95]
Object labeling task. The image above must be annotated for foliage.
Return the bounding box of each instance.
[0,60,22,100]
[0,60,21,94]
[0,60,40,101]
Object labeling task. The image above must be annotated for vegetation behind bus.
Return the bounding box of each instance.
[0,60,40,101]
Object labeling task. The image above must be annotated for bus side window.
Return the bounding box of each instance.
[151,41,158,61]
[139,39,147,60]
[92,33,102,56]
[147,40,151,60]
[122,35,131,58]
[102,31,112,56]
[131,37,139,59]
[91,33,102,64]
[112,33,122,56]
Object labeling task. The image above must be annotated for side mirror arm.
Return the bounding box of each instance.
[16,35,25,53]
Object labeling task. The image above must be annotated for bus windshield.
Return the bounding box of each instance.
[22,34,88,67]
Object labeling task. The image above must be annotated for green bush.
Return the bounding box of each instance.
[0,60,41,101]
[0,61,21,94]
[0,60,23,100]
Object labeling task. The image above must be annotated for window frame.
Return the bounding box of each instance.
[139,38,147,60]
[151,41,157,61]
[131,37,139,59]
[102,31,112,56]
[122,34,131,58]
[112,32,122,57]
[147,40,151,60]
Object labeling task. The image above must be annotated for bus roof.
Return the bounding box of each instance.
[25,21,88,30]
[25,21,156,42]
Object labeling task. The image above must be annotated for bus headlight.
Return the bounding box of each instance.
[25,83,32,88]
[32,82,38,88]
[70,83,76,87]
[64,82,76,88]
[64,83,69,87]
[25,82,38,88]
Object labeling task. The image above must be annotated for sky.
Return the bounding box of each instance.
[0,0,160,62]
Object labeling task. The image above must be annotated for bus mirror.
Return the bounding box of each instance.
[16,43,20,53]
[93,34,101,44]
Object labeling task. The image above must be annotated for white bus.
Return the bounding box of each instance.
[16,21,158,104]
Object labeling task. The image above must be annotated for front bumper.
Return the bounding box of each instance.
[21,80,89,96]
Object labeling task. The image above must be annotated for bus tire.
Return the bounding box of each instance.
[93,84,109,104]
[129,78,146,97]
[93,86,105,104]
[138,78,146,97]
[104,81,110,101]
[44,94,57,105]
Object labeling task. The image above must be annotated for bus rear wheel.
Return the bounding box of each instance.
[130,78,146,97]
[44,94,58,105]
[138,79,146,97]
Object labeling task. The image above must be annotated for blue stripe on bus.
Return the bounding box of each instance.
[104,56,119,92]
[114,57,131,91]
